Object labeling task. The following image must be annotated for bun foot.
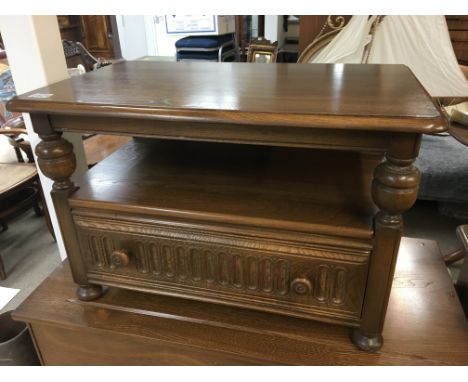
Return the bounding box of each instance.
[77,284,103,301]
[350,328,383,352]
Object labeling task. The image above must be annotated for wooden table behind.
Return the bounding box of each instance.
[13,237,468,365]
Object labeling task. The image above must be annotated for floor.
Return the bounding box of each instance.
[0,209,61,314]
[0,198,466,315]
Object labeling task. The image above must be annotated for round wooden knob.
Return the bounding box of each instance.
[110,249,130,269]
[291,277,312,295]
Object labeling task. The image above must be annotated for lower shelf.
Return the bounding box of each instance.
[71,138,380,239]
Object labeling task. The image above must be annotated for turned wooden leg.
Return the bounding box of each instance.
[351,134,421,352]
[34,120,103,301]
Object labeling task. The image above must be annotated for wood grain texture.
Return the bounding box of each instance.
[7,61,447,133]
[356,134,421,347]
[75,217,369,325]
[29,323,266,366]
[13,238,468,365]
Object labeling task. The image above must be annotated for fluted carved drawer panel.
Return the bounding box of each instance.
[74,214,370,324]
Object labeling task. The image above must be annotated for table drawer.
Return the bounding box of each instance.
[73,213,370,324]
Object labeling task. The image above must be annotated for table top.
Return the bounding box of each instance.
[13,237,468,365]
[8,61,447,134]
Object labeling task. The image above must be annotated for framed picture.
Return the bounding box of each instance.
[247,38,278,63]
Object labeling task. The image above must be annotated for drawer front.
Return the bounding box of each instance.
[74,214,370,324]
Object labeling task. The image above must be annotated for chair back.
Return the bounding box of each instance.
[297,29,341,64]
[62,40,111,72]
[0,116,33,163]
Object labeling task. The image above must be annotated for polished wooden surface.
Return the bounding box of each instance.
[8,61,446,133]
[13,237,468,365]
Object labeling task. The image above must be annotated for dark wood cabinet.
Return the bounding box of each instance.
[57,16,82,42]
[80,16,115,59]
[57,15,120,59]
[446,16,468,65]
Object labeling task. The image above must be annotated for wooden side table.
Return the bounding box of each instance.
[12,237,468,365]
[7,61,448,351]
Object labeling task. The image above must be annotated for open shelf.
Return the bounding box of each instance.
[70,138,380,240]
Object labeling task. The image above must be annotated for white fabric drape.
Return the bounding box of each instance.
[312,16,376,63]
[309,16,468,97]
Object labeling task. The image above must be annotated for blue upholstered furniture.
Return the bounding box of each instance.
[175,33,238,62]
[416,129,468,219]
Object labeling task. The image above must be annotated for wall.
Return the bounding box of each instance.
[264,15,285,48]
[0,15,88,260]
[115,15,149,60]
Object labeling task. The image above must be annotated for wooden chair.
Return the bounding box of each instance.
[0,116,53,280]
[297,15,348,64]
[62,40,111,72]
[297,29,341,64]
[0,116,34,163]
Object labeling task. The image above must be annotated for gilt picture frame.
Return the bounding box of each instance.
[247,39,278,63]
